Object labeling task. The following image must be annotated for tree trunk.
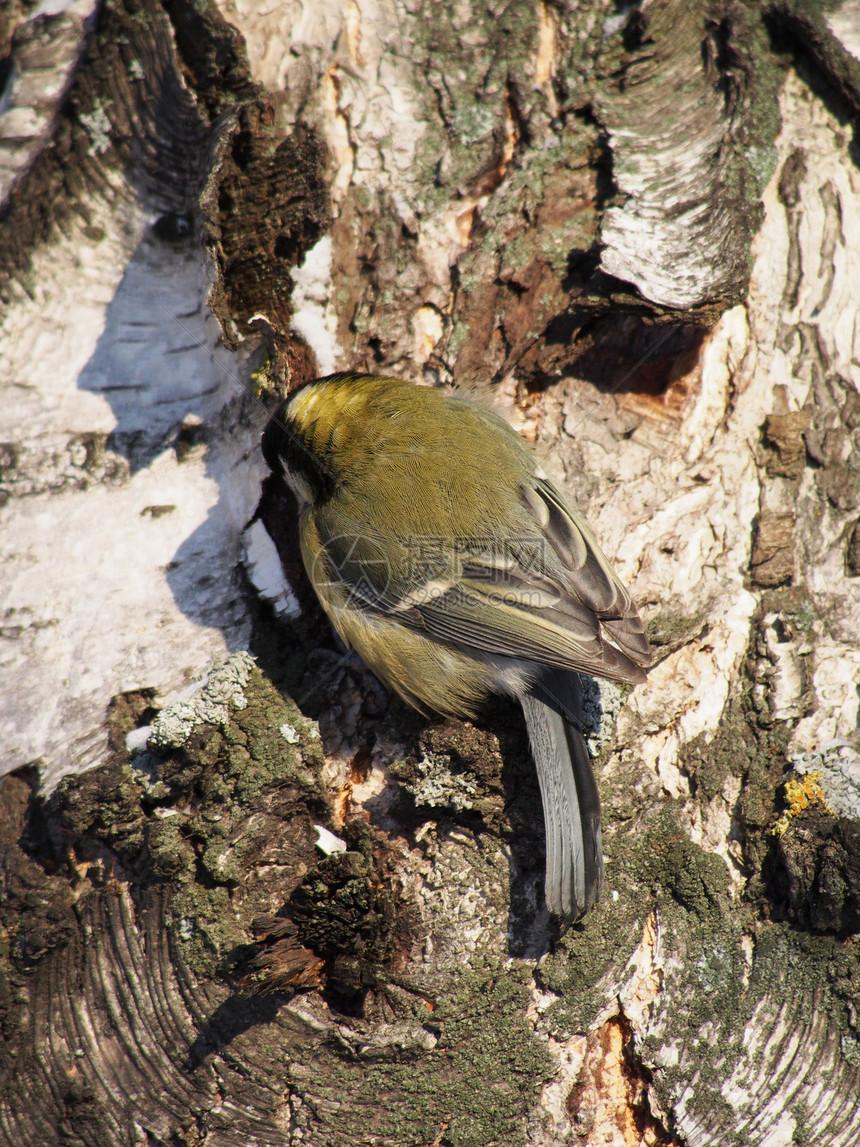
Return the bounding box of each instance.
[1,0,860,1144]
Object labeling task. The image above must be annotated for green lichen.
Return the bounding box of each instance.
[291,962,551,1147]
[77,105,113,156]
[538,893,645,1033]
[406,751,479,812]
[539,793,739,1036]
[148,651,256,748]
[661,839,730,922]
[58,759,148,853]
[615,866,860,1138]
[55,658,328,980]
[167,884,243,973]
[682,700,755,803]
[646,612,708,654]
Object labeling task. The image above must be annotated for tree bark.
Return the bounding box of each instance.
[1,0,860,1144]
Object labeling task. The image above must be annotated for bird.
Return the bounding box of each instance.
[261,372,651,919]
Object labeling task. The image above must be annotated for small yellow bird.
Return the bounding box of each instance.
[262,373,650,919]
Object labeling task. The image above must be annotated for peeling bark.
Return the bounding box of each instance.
[2,0,860,1145]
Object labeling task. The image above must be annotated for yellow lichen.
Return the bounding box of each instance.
[772,771,833,837]
[250,356,277,398]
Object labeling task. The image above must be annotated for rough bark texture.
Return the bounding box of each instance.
[2,0,860,1145]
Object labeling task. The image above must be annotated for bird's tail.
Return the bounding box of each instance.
[520,671,603,920]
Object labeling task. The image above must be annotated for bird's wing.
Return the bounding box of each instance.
[519,477,651,666]
[311,475,650,686]
[401,476,648,685]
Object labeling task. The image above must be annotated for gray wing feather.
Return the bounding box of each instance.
[529,478,650,664]
[416,586,646,685]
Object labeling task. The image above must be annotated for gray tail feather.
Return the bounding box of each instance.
[520,672,603,919]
